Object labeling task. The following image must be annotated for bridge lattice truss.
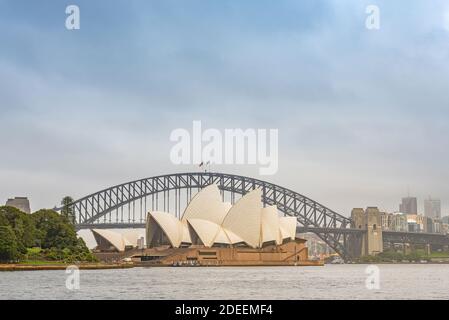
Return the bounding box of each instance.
[59,172,353,259]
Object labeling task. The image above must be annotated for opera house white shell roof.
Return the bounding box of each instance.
[91,229,145,252]
[146,184,297,249]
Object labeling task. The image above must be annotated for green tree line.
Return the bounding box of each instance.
[0,204,96,263]
[357,249,435,263]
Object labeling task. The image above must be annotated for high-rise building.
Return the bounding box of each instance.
[442,223,449,235]
[391,213,408,232]
[5,197,31,214]
[433,219,442,234]
[424,197,441,219]
[399,197,417,214]
[379,212,393,230]
[406,214,426,232]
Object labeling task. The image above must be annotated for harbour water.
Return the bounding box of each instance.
[1,264,448,300]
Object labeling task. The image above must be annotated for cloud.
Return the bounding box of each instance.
[444,8,449,32]
[1,1,449,216]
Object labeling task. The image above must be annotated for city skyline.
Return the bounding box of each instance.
[1,1,449,216]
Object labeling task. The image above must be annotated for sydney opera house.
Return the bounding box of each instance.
[92,185,320,266]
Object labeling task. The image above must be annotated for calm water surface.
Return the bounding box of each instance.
[1,264,448,300]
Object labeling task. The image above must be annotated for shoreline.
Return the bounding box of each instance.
[3,261,449,271]
[0,263,134,272]
[340,261,449,265]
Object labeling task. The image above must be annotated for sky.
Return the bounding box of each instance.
[1,0,449,218]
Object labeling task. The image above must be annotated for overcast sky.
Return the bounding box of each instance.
[1,0,449,217]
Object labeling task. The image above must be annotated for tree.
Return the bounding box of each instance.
[0,226,19,262]
[61,196,75,224]
[0,206,96,263]
[0,206,36,251]
[0,212,8,226]
[32,209,78,249]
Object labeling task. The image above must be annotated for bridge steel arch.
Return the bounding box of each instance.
[59,172,354,260]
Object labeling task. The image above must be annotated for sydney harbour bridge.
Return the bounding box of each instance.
[56,172,449,261]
